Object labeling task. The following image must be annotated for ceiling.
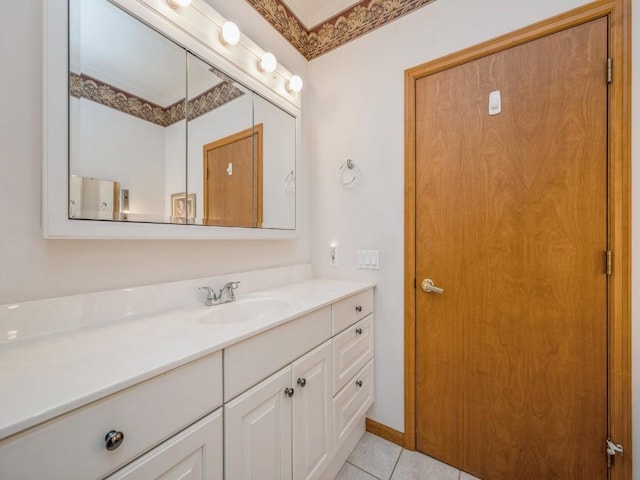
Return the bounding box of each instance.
[280,0,361,28]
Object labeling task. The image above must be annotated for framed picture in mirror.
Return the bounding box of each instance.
[171,192,196,224]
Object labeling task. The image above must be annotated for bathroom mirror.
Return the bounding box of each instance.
[55,0,298,237]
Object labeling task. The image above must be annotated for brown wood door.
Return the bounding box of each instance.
[415,18,608,479]
[203,124,263,227]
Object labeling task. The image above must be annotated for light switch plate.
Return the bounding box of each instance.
[329,246,338,267]
[357,250,379,270]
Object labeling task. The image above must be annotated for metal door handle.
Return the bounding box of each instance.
[421,279,444,294]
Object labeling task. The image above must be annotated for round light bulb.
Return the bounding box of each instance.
[287,75,303,93]
[220,22,240,46]
[259,52,277,73]
[167,0,191,7]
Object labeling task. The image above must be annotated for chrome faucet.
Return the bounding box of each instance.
[199,281,240,306]
[219,281,240,303]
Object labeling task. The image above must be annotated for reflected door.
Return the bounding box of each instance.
[203,125,263,227]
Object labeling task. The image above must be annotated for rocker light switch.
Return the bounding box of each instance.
[357,250,379,270]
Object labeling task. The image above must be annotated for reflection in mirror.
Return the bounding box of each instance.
[69,175,121,220]
[67,0,296,230]
[184,53,255,227]
[69,0,186,223]
[186,54,296,229]
[253,95,296,229]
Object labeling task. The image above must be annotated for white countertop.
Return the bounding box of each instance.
[0,279,374,440]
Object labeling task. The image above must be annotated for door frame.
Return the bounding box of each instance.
[403,1,631,478]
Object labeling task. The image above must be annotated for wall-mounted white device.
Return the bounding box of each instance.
[489,90,502,115]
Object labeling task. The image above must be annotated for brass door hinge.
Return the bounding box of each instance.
[606,250,612,275]
[607,58,613,84]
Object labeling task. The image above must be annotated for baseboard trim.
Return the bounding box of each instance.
[365,418,405,447]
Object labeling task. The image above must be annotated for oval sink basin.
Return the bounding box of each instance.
[198,295,291,325]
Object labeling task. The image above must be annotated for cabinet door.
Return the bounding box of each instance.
[292,341,333,480]
[106,409,222,480]
[225,366,293,480]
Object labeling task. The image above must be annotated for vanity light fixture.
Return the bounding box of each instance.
[258,52,277,73]
[287,75,303,93]
[220,21,240,46]
[167,0,192,8]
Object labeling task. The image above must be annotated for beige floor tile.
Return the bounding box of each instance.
[347,432,402,480]
[334,462,380,480]
[390,450,460,480]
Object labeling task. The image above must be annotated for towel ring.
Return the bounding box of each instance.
[338,159,360,187]
[285,170,295,192]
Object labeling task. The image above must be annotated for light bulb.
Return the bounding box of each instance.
[167,0,191,8]
[287,75,303,93]
[220,22,240,46]
[258,52,277,73]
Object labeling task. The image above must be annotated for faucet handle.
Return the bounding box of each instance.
[199,286,218,306]
[220,281,240,301]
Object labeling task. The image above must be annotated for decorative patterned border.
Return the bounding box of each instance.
[246,0,438,59]
[70,73,244,127]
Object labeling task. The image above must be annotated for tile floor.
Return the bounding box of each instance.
[335,433,481,480]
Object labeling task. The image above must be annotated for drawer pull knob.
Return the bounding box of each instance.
[355,380,363,387]
[355,328,363,335]
[284,387,295,398]
[355,305,362,313]
[297,378,307,387]
[105,430,125,451]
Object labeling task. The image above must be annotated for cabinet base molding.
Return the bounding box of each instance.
[319,416,366,480]
[365,418,405,448]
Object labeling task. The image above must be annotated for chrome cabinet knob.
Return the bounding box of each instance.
[284,387,295,397]
[355,380,363,387]
[355,328,363,335]
[297,378,306,387]
[105,430,125,451]
[421,279,444,294]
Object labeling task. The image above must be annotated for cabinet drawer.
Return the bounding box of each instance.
[106,408,223,480]
[331,289,373,335]
[332,315,374,394]
[225,307,331,402]
[0,352,222,480]
[333,360,374,451]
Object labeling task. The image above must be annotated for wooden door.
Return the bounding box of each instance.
[203,124,263,227]
[292,342,333,480]
[415,18,608,479]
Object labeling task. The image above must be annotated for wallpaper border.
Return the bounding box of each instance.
[70,73,244,127]
[245,0,438,59]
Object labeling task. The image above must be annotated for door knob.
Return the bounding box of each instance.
[421,279,444,294]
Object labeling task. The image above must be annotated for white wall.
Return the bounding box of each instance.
[71,97,167,219]
[0,0,308,305]
[307,0,637,458]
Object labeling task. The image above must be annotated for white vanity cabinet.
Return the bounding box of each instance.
[106,409,223,480]
[0,283,374,480]
[225,341,333,480]
[0,352,223,480]
[292,341,333,480]
[224,288,374,480]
